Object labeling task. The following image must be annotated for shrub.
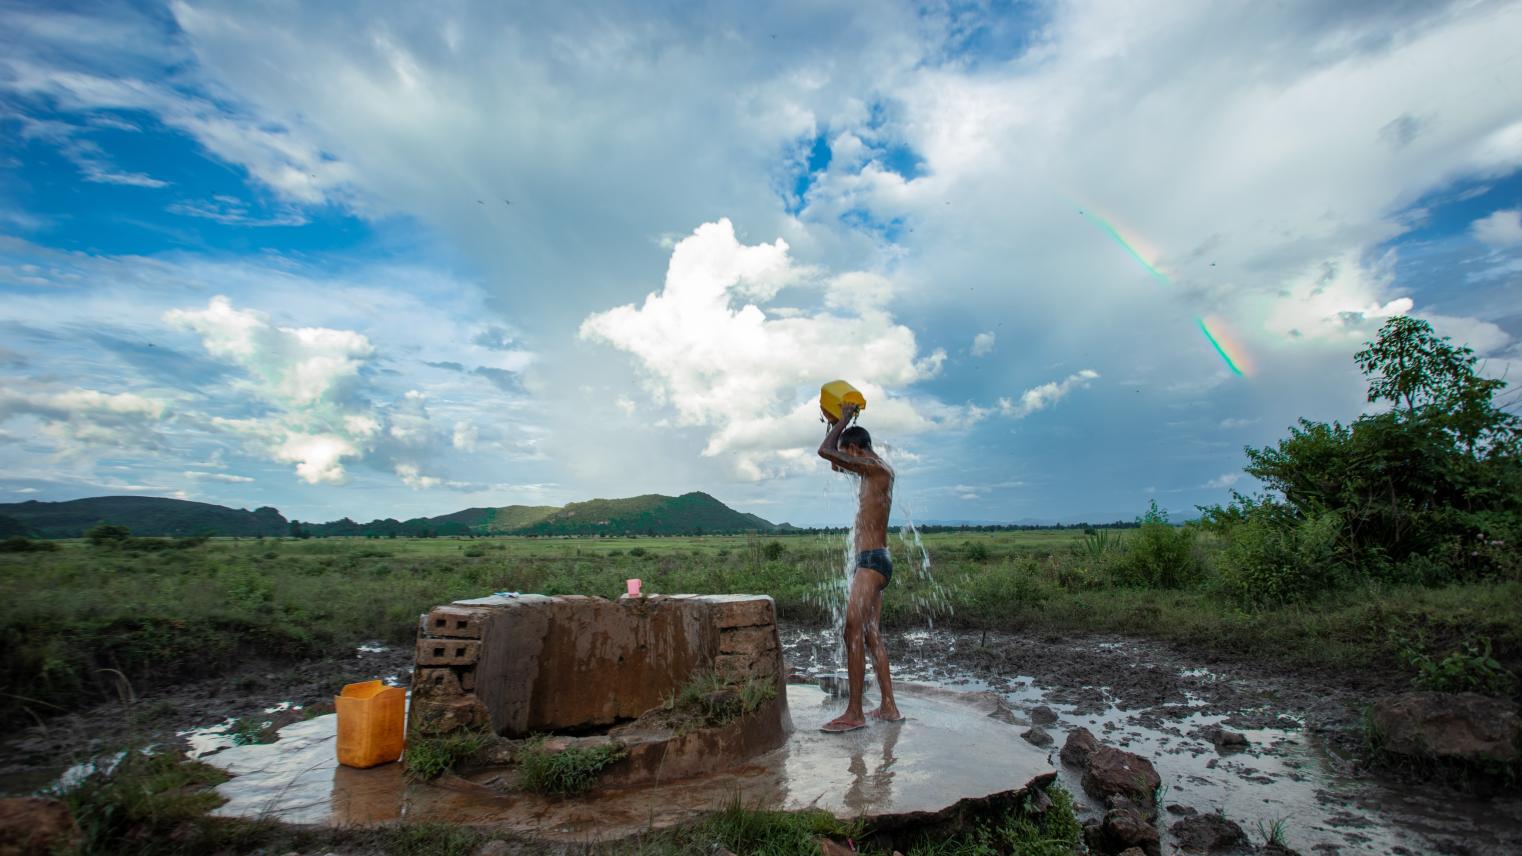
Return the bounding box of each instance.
[962,540,991,562]
[1396,634,1517,697]
[1217,510,1343,609]
[1106,503,1204,589]
[761,540,786,561]
[0,536,58,552]
[85,523,132,545]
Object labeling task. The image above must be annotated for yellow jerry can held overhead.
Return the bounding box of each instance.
[820,380,867,421]
[336,679,406,769]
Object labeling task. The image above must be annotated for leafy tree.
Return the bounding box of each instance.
[1356,316,1520,457]
[1207,317,1522,605]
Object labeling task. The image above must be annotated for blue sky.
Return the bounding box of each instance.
[2,0,1520,526]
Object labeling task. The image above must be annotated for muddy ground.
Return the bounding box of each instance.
[4,628,1520,854]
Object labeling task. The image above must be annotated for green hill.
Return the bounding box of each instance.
[0,497,289,538]
[514,492,777,536]
[481,505,559,532]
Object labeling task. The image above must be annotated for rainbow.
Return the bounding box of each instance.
[1078,208,1249,377]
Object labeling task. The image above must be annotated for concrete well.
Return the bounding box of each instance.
[409,593,788,747]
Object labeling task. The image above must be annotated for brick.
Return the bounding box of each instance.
[459,668,476,691]
[719,625,778,656]
[715,653,777,681]
[416,638,480,666]
[707,596,774,629]
[414,668,463,698]
[409,697,488,736]
[424,606,490,639]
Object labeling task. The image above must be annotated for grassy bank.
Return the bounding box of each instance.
[3,530,1518,725]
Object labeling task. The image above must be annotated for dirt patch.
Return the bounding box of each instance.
[781,626,1522,855]
[0,644,413,795]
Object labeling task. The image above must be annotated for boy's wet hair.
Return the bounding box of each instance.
[841,425,872,451]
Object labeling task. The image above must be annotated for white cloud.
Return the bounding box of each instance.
[1472,208,1522,247]
[1219,417,1259,429]
[1204,472,1240,489]
[275,432,358,485]
[971,331,995,357]
[0,387,168,452]
[394,462,442,490]
[451,421,478,452]
[183,470,254,482]
[581,218,957,479]
[165,296,374,407]
[998,370,1099,419]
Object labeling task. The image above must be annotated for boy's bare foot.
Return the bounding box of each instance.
[820,714,868,733]
[867,707,904,722]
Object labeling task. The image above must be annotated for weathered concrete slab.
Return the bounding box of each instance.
[206,683,1055,841]
[412,593,782,739]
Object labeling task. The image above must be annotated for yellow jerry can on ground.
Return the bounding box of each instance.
[336,680,406,768]
[820,379,867,421]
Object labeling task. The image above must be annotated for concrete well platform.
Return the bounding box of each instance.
[205,682,1054,841]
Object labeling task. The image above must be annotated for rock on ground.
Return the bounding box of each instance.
[1082,746,1162,816]
[1083,807,1160,856]
[0,797,81,856]
[1170,813,1248,852]
[1060,726,1100,767]
[1368,692,1521,764]
[1030,704,1059,725]
[1022,725,1053,747]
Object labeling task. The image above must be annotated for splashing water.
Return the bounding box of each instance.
[807,445,953,668]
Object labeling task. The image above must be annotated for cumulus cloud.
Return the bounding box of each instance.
[1204,472,1240,489]
[580,219,953,479]
[166,296,373,406]
[971,331,995,357]
[999,370,1099,419]
[1472,208,1522,246]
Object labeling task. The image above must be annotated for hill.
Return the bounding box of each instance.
[0,497,289,538]
[7,492,780,538]
[513,492,776,536]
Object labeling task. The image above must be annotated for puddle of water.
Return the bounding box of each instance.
[202,684,1052,840]
[356,643,388,654]
[780,627,1522,855]
[179,718,241,759]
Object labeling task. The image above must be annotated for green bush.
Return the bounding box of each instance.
[85,522,132,545]
[962,540,991,562]
[761,540,786,561]
[1106,503,1204,589]
[949,559,1053,625]
[1217,510,1343,609]
[0,536,57,552]
[1396,634,1517,697]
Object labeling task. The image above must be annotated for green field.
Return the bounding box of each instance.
[3,528,1518,728]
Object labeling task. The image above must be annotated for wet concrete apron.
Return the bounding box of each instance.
[782,627,1522,855]
[199,683,1052,841]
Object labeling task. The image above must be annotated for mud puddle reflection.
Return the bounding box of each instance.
[782,627,1522,855]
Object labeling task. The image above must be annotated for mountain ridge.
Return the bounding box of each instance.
[0,492,782,538]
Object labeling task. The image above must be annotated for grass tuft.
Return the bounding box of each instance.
[404,729,493,782]
[516,737,625,796]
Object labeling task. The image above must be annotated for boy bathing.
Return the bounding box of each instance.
[817,402,902,732]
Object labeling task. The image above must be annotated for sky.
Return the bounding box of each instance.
[1,0,1520,527]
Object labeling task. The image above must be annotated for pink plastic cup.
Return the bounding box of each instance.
[626,578,642,597]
